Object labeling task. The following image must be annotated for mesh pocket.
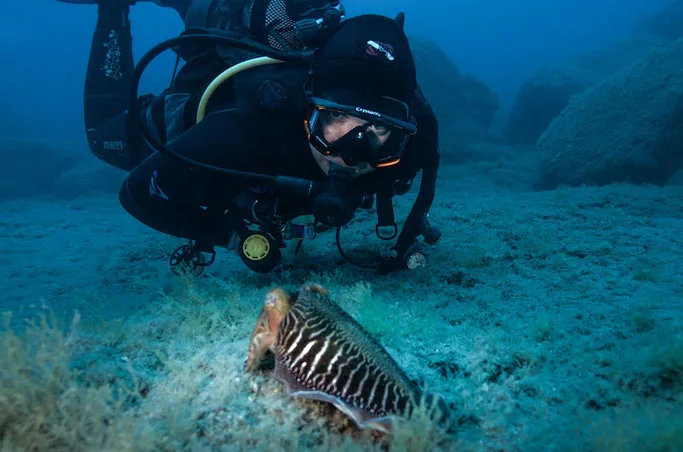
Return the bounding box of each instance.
[265,0,299,50]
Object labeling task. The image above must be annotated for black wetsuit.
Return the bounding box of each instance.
[83,2,440,254]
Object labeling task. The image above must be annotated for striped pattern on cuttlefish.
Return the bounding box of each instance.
[245,283,450,433]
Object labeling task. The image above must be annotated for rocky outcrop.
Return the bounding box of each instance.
[505,35,666,145]
[667,169,683,186]
[0,137,123,200]
[410,36,500,158]
[0,138,81,200]
[52,163,125,200]
[535,37,683,189]
[636,0,683,41]
[505,1,683,146]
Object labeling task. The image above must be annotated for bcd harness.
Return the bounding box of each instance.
[130,27,440,274]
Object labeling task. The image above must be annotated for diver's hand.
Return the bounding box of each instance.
[376,248,408,275]
[313,193,356,227]
[377,255,408,275]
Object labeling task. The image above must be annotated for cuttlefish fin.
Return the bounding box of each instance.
[286,388,397,434]
[274,360,395,434]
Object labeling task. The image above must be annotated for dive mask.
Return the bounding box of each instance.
[304,96,417,168]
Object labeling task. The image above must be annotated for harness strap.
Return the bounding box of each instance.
[375,184,397,240]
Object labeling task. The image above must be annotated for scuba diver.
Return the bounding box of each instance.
[57,0,442,275]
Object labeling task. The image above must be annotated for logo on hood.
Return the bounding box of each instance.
[366,40,395,62]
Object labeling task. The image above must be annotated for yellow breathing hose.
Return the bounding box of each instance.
[196,56,286,124]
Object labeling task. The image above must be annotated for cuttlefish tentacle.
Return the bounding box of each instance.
[245,287,293,372]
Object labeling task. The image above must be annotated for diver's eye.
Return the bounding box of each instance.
[368,123,390,136]
[328,110,349,122]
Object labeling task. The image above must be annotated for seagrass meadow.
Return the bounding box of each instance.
[1,155,682,451]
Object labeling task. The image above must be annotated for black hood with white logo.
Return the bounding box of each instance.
[308,14,417,115]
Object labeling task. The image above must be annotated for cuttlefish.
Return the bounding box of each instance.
[245,283,450,433]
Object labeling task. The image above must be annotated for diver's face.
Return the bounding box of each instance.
[310,111,390,176]
[321,110,392,145]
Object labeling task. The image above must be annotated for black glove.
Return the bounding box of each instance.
[377,252,408,275]
[377,239,430,275]
[313,192,356,227]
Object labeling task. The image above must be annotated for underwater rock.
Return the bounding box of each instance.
[409,36,500,157]
[506,1,683,146]
[505,64,595,145]
[0,137,82,200]
[505,35,665,145]
[636,0,683,41]
[52,162,125,200]
[666,169,683,186]
[535,37,683,189]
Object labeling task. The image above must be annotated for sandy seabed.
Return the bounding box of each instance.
[1,159,682,451]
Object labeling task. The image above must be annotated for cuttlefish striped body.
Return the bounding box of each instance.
[245,283,449,433]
